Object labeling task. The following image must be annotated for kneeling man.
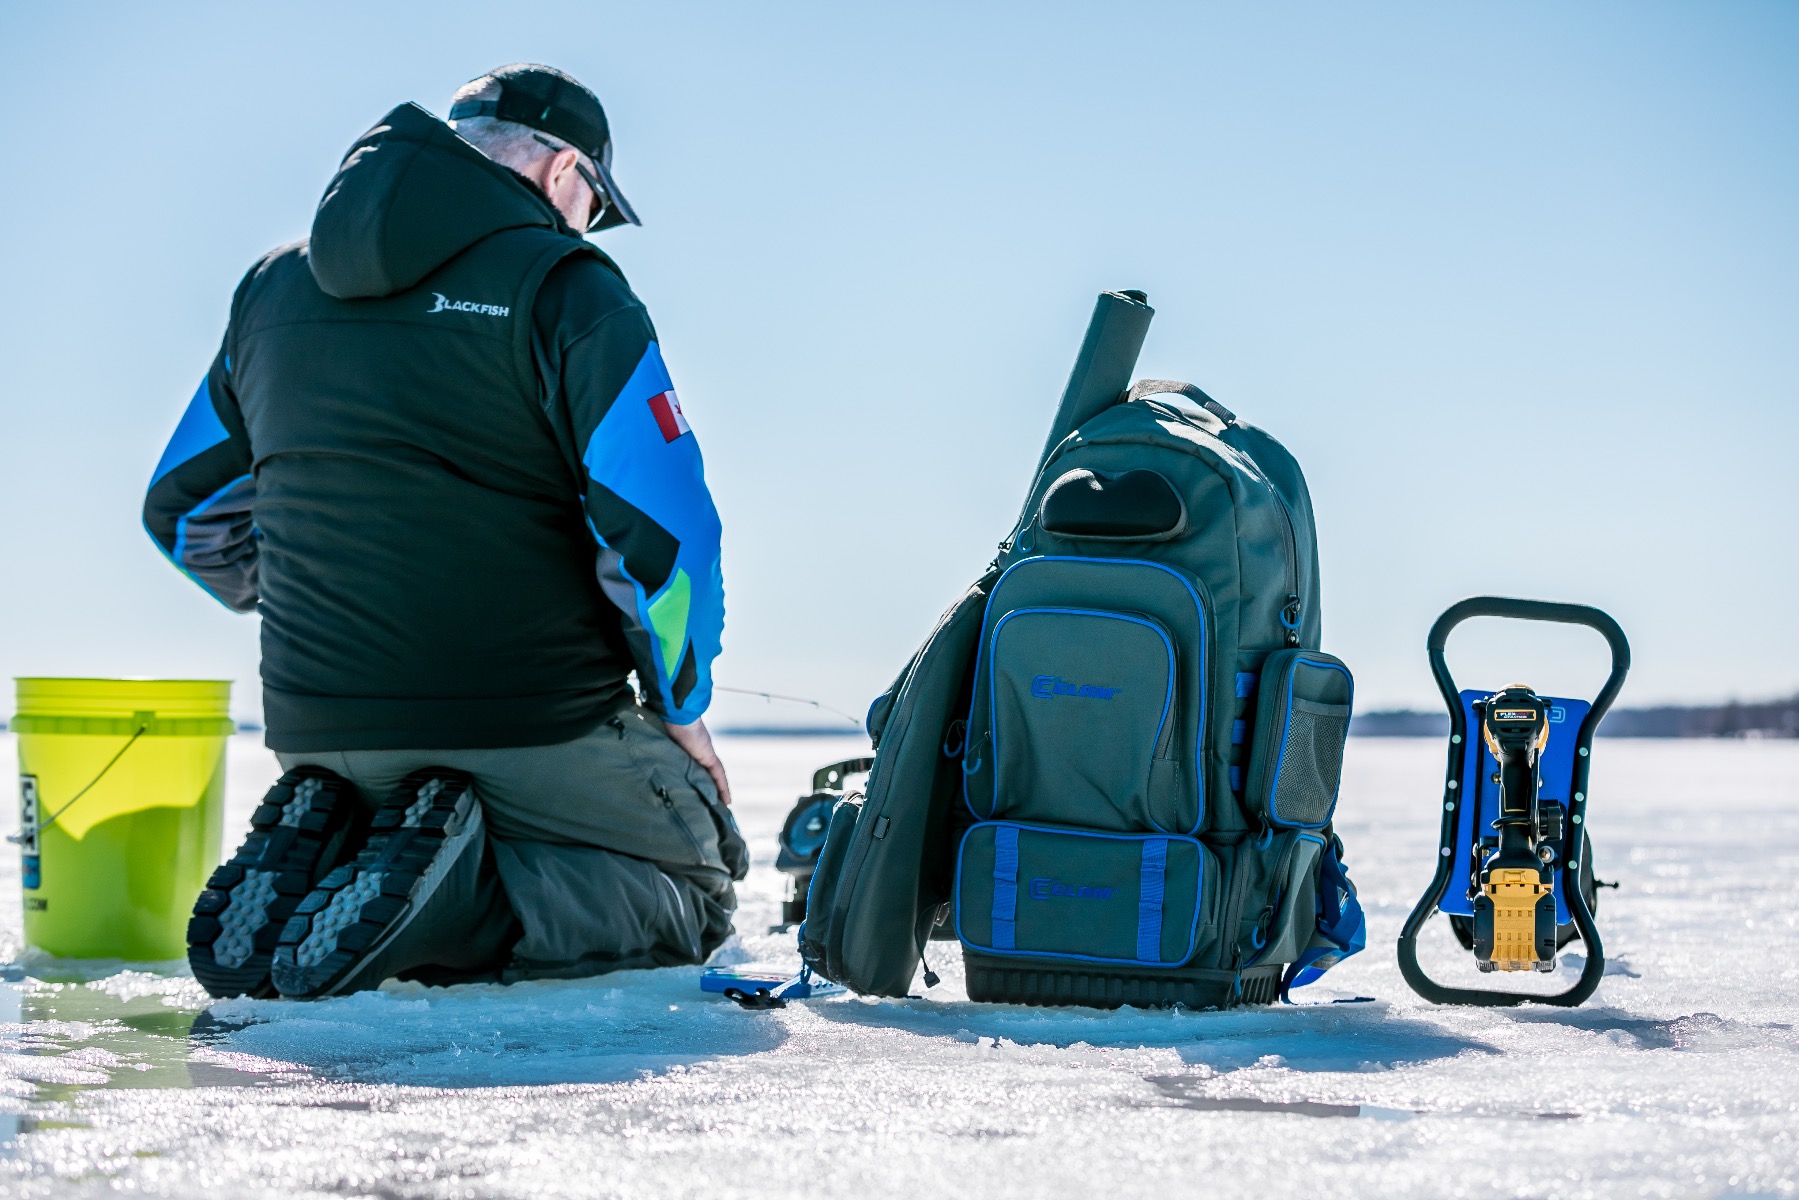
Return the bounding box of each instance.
[145,64,746,999]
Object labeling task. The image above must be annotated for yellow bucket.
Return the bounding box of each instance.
[12,678,233,960]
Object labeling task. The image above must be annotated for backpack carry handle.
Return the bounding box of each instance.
[1126,379,1237,425]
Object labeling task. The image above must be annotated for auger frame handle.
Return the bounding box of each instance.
[1398,596,1630,1007]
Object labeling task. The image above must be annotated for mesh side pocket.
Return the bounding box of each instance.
[1270,699,1350,828]
[1244,650,1354,830]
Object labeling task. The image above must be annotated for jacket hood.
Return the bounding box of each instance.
[309,102,577,299]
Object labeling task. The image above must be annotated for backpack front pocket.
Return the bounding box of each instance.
[955,821,1216,967]
[1244,650,1353,830]
[987,607,1174,830]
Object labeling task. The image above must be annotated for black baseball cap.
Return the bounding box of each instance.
[448,63,640,232]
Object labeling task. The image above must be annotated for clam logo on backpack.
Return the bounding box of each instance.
[1030,675,1121,700]
[1029,877,1117,901]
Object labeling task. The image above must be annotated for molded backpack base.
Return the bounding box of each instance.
[964,953,1281,1009]
[964,957,1288,1014]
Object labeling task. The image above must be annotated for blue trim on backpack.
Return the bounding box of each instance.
[984,605,1176,829]
[992,825,1020,951]
[954,821,1207,968]
[1235,672,1258,699]
[1137,838,1168,961]
[1266,656,1354,829]
[964,556,1210,834]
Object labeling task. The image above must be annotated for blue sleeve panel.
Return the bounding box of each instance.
[581,341,724,724]
[142,351,260,612]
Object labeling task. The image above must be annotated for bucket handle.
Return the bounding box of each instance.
[8,723,148,844]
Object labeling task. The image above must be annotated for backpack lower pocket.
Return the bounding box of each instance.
[1242,830,1326,968]
[954,821,1215,967]
[1244,650,1353,829]
[798,793,864,975]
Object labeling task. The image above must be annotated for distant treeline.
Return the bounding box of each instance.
[1352,694,1799,739]
[5,702,1794,739]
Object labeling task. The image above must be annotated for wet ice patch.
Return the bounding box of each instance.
[204,967,787,1088]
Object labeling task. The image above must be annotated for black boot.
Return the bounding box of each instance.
[270,768,495,999]
[188,768,368,998]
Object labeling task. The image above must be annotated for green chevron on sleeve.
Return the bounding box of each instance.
[645,568,692,678]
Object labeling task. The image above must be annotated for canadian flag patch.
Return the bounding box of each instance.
[647,390,692,442]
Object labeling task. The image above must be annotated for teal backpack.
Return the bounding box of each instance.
[801,293,1366,1007]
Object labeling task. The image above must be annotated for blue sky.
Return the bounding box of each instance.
[2,1,1794,724]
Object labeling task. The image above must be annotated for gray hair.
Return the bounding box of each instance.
[448,76,581,173]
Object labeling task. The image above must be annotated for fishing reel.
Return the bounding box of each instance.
[774,758,871,927]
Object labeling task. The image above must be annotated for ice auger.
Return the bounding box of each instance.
[1398,597,1630,1007]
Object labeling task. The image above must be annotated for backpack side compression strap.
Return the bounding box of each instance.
[1279,839,1367,1001]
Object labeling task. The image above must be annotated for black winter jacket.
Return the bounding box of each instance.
[144,103,725,751]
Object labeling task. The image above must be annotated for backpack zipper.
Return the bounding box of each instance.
[1254,470,1302,647]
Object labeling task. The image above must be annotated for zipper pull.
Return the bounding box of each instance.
[920,952,941,989]
[1255,905,1276,949]
[1281,596,1302,647]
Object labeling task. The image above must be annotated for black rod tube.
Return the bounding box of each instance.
[1032,289,1154,482]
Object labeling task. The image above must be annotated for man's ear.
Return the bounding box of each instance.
[550,148,583,193]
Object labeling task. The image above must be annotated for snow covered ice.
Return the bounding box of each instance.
[1,731,1795,1198]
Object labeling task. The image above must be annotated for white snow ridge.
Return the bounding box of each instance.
[0,732,1795,1199]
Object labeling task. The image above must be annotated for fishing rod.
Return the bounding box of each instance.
[713,685,862,728]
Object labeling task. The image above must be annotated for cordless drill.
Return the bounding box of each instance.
[1472,684,1559,972]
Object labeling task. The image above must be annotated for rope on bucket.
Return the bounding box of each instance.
[7,724,148,844]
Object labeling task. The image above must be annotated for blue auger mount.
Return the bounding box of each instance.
[1397,597,1630,1008]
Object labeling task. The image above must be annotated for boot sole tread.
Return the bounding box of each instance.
[188,768,364,999]
[271,769,477,999]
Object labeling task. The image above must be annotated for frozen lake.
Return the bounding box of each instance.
[1,732,1795,1198]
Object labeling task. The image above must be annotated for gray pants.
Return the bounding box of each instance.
[278,706,748,983]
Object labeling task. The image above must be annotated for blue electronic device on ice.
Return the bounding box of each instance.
[1397,597,1630,1008]
[1437,690,1591,928]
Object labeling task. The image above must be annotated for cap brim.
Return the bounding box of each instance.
[584,157,640,231]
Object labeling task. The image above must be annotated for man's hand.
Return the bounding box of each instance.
[664,716,732,806]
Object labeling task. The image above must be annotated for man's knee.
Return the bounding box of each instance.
[490,839,735,980]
